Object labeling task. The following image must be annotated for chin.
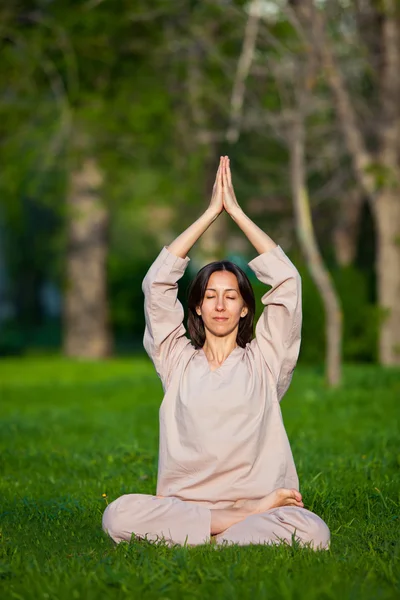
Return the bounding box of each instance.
[213,330,229,338]
[206,322,239,337]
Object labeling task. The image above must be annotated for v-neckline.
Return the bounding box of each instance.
[200,346,241,373]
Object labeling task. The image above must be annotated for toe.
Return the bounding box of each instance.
[292,489,302,501]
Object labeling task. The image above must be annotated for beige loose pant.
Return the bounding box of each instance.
[102,494,330,550]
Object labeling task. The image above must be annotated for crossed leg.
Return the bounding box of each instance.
[213,506,330,550]
[102,493,211,546]
[102,493,330,550]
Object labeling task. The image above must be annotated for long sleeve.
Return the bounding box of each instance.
[142,246,192,389]
[248,245,302,402]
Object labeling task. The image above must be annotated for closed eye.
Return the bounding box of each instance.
[205,295,237,299]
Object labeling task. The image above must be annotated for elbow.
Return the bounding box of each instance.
[291,268,302,289]
[285,271,302,314]
[289,270,302,305]
[281,266,302,295]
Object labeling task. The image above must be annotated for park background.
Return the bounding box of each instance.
[0,1,399,599]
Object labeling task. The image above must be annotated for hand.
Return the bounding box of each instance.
[208,157,224,217]
[221,156,242,216]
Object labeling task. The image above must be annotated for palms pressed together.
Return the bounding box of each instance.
[210,156,241,217]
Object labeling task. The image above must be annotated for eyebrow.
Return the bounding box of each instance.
[205,288,238,292]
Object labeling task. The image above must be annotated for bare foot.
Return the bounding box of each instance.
[234,488,304,516]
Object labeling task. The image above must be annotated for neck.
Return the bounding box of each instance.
[202,335,238,363]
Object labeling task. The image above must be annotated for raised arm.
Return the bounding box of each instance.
[142,158,225,388]
[142,248,191,389]
[248,247,302,401]
[167,157,225,258]
[222,156,302,401]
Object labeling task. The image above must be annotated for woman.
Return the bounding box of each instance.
[102,156,330,549]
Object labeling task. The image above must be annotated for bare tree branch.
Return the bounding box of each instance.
[294,1,377,202]
[226,0,262,143]
[289,108,342,386]
[187,41,211,144]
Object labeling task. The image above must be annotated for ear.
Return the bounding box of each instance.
[196,307,202,316]
[241,307,248,318]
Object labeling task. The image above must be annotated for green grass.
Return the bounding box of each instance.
[0,357,399,600]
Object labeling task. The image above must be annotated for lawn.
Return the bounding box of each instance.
[0,357,399,599]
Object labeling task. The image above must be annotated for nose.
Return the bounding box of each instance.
[215,296,226,311]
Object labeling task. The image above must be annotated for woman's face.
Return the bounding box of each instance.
[196,270,248,338]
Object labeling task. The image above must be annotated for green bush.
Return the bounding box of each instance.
[0,321,25,356]
[251,263,379,365]
[332,266,379,363]
[0,252,380,364]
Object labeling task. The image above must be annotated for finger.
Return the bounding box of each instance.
[223,156,229,184]
[226,157,233,186]
[214,158,222,187]
[217,157,222,177]
[218,157,223,184]
[221,157,227,187]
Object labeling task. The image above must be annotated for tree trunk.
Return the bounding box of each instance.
[294,0,400,366]
[290,115,342,386]
[333,189,364,267]
[227,0,262,144]
[63,158,112,358]
[374,189,400,364]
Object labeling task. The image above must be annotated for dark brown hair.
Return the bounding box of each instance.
[187,260,256,349]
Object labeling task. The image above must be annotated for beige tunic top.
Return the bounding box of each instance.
[142,245,302,508]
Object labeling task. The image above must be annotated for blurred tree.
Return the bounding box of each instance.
[295,0,400,365]
[64,156,112,357]
[0,0,202,357]
[200,0,343,384]
[0,0,382,369]
[332,188,364,267]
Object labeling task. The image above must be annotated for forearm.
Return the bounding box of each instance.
[230,208,277,255]
[167,208,220,259]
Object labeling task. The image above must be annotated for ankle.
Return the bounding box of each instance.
[231,504,252,521]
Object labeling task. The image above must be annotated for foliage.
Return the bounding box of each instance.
[332,266,379,363]
[0,249,379,363]
[0,0,209,330]
[0,358,399,599]
[0,0,384,366]
[250,260,378,365]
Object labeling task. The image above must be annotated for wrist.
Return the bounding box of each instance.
[228,207,245,222]
[205,207,222,222]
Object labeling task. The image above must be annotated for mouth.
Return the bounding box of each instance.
[213,317,228,322]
